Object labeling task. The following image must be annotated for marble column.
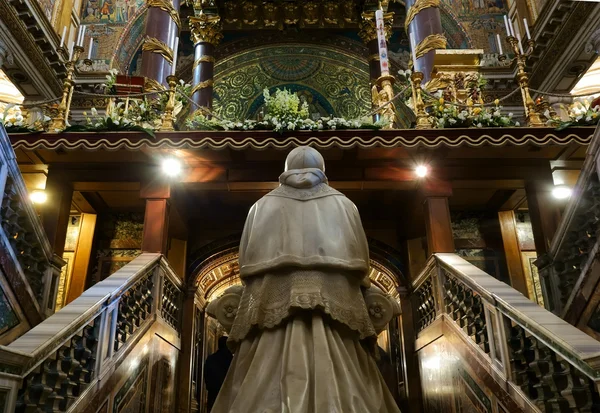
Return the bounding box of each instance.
[141,0,180,88]
[405,0,444,83]
[189,13,223,113]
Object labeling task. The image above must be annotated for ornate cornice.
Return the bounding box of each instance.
[8,128,594,152]
[0,0,62,97]
[189,13,223,46]
[147,0,181,28]
[358,11,393,44]
[142,37,173,64]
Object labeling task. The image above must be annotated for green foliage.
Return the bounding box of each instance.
[68,106,156,137]
[429,97,518,129]
[186,88,384,132]
[551,101,600,131]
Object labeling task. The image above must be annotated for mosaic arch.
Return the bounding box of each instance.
[190,238,406,303]
[212,44,372,121]
[111,8,147,72]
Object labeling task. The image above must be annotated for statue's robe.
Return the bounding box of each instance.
[211,168,401,413]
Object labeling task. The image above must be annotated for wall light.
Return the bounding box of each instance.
[30,190,47,204]
[415,165,429,178]
[552,185,572,199]
[162,158,182,177]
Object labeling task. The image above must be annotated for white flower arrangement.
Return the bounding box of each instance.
[1,105,50,132]
[428,98,518,128]
[186,88,384,132]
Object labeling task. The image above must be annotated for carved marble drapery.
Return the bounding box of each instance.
[189,13,223,112]
[141,0,180,86]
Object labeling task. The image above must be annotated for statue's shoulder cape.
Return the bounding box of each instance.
[265,183,344,201]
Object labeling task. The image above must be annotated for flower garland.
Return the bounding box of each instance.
[1,105,50,133]
[186,88,386,132]
[551,100,600,130]
[428,96,518,128]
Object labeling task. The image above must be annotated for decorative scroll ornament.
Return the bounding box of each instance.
[324,1,340,25]
[193,55,215,69]
[404,0,440,31]
[303,1,319,25]
[190,13,223,45]
[243,1,259,25]
[283,2,300,25]
[191,79,214,96]
[358,12,393,43]
[145,77,166,93]
[142,37,173,64]
[415,33,447,59]
[263,2,278,27]
[147,0,182,28]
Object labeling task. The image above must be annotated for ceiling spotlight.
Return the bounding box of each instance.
[30,190,47,204]
[552,185,572,199]
[415,165,429,178]
[162,158,182,177]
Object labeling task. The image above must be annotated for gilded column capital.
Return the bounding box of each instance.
[358,11,394,44]
[190,13,223,46]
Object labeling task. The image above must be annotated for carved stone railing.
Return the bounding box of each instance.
[414,253,600,413]
[0,125,64,322]
[537,124,600,318]
[0,253,183,413]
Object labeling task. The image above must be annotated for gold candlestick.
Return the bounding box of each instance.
[161,75,178,131]
[410,71,433,129]
[48,46,85,132]
[499,37,544,127]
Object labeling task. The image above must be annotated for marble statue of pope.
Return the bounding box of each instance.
[211,146,401,413]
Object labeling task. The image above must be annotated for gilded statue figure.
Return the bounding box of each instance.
[209,147,401,413]
[372,84,397,128]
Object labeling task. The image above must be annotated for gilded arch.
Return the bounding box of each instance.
[188,235,407,302]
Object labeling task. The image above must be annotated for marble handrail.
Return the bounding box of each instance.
[436,253,600,372]
[0,252,184,413]
[414,253,600,412]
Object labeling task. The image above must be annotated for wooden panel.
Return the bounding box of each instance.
[498,211,529,297]
[40,170,73,256]
[66,213,97,304]
[142,199,170,253]
[424,197,455,254]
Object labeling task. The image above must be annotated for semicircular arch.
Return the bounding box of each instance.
[188,235,407,303]
[207,43,372,120]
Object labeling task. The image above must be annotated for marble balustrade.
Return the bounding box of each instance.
[0,253,183,413]
[413,253,600,413]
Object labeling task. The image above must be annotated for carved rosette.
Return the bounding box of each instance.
[190,14,223,46]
